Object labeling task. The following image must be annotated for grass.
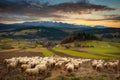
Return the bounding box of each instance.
[61,41,120,59]
[83,48,120,57]
[83,41,120,58]
[0,38,119,60]
[41,48,55,57]
[53,48,108,59]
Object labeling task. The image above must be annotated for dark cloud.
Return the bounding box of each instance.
[0,0,116,22]
[51,2,115,14]
[84,15,120,21]
[106,15,120,20]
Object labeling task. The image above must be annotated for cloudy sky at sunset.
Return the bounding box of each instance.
[0,0,120,28]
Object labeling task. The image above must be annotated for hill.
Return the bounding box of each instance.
[0,26,68,40]
[73,28,120,42]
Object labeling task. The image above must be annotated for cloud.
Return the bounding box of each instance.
[0,0,117,24]
[0,0,115,15]
[83,15,120,22]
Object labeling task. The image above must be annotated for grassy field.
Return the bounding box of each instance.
[40,48,55,56]
[0,38,120,59]
[83,48,120,57]
[53,48,108,59]
[56,41,120,59]
[83,41,120,57]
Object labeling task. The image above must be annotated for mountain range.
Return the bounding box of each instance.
[0,21,107,31]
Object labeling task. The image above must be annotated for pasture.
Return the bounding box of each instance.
[0,39,120,80]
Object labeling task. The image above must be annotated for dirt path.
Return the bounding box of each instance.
[48,48,79,58]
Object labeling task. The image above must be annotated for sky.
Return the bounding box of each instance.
[0,0,120,28]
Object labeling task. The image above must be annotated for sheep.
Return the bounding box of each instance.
[21,64,31,71]
[4,56,119,75]
[92,60,104,71]
[25,68,39,76]
[4,57,17,64]
[35,63,47,74]
[18,57,30,64]
[55,61,65,69]
[58,57,68,62]
[95,63,103,71]
[7,61,18,71]
[47,59,56,68]
[73,62,80,70]
[92,60,98,69]
[106,60,119,71]
[65,63,74,73]
[28,60,40,68]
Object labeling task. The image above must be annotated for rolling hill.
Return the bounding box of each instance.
[0,26,69,40]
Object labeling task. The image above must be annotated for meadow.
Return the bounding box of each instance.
[0,38,120,80]
[0,39,120,59]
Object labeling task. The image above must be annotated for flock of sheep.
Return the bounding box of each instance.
[4,56,120,76]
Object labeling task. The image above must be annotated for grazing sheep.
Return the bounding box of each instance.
[25,68,39,76]
[73,62,80,70]
[28,60,40,68]
[92,60,104,71]
[92,60,98,69]
[107,60,119,71]
[47,59,56,68]
[96,63,103,71]
[7,61,18,71]
[36,63,47,74]
[21,64,31,71]
[65,63,74,73]
[4,56,120,76]
[18,57,29,64]
[55,61,65,69]
[4,57,17,64]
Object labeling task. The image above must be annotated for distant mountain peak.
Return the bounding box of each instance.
[0,21,109,31]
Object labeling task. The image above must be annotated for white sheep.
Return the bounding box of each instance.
[35,63,47,74]
[73,62,80,70]
[28,60,40,68]
[25,68,39,76]
[4,57,16,64]
[65,63,74,73]
[92,60,98,68]
[96,63,103,71]
[92,60,104,71]
[18,57,29,64]
[4,56,119,75]
[55,61,65,69]
[7,61,18,71]
[107,60,119,71]
[47,59,56,68]
[21,64,31,71]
